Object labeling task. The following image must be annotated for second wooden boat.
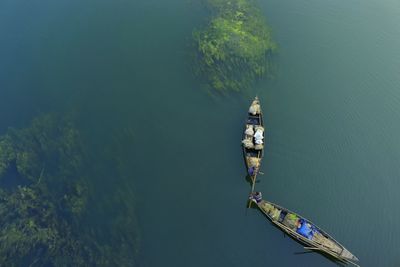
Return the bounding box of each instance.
[249,192,359,266]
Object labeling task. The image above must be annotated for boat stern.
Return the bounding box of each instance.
[340,247,359,263]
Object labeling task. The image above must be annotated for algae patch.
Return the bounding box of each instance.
[0,114,139,266]
[193,0,276,91]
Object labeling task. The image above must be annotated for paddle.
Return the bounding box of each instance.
[303,247,320,251]
[294,251,315,255]
[247,174,257,208]
[247,196,254,209]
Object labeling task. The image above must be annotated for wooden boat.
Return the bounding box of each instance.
[249,192,359,266]
[242,96,264,191]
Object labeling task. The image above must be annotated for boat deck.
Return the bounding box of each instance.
[312,232,342,254]
[258,200,357,261]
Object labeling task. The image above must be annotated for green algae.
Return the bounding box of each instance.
[193,0,276,91]
[0,114,139,266]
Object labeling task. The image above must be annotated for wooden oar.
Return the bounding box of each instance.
[251,174,256,192]
[247,195,254,209]
[247,174,257,208]
[248,148,262,208]
[303,247,320,251]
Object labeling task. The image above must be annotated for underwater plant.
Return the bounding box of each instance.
[193,0,276,91]
[0,114,139,266]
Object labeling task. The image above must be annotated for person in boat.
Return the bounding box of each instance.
[247,157,260,175]
[250,192,262,203]
[248,166,256,176]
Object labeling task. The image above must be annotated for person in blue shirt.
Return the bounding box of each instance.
[248,166,256,176]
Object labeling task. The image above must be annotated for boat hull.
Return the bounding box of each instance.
[253,198,359,265]
[242,97,264,180]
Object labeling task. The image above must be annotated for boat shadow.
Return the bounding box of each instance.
[292,248,348,266]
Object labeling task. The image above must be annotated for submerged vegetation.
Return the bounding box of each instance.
[193,0,276,91]
[0,114,138,266]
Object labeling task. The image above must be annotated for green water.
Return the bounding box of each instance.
[1,0,400,266]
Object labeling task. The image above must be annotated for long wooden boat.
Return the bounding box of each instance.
[249,192,359,266]
[242,96,264,191]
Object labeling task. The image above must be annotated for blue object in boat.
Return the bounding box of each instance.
[297,221,313,239]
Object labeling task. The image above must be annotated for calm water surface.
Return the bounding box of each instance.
[1,0,400,266]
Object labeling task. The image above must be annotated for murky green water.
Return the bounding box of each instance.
[1,0,400,266]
